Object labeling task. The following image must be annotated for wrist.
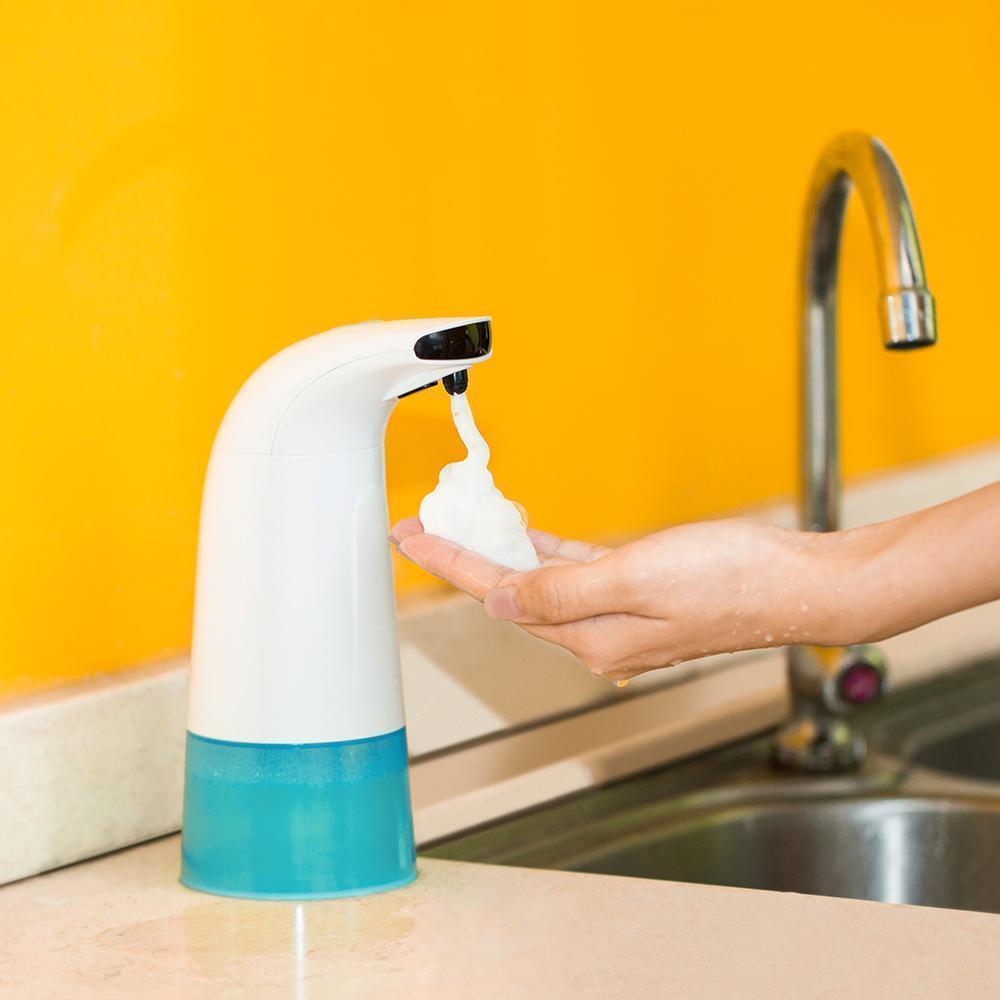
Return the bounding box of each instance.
[793,521,902,646]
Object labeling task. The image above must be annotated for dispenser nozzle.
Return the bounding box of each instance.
[443,369,469,395]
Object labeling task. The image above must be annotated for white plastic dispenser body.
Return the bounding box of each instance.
[181,317,491,899]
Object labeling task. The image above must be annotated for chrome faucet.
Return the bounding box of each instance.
[774,133,937,773]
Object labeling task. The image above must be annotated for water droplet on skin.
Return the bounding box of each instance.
[614,678,630,688]
[669,659,682,667]
[739,584,748,595]
[764,633,774,643]
[800,602,810,613]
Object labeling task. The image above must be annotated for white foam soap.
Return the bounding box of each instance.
[419,392,540,571]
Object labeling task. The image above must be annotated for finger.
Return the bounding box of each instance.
[397,532,517,600]
[389,517,423,545]
[527,528,611,563]
[483,558,629,625]
[519,614,681,678]
[537,554,577,567]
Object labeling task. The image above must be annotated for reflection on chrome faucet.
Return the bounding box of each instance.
[775,133,938,773]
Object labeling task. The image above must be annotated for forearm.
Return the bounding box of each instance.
[821,482,1000,644]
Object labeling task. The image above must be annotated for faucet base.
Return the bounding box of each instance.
[772,715,867,774]
[181,728,416,899]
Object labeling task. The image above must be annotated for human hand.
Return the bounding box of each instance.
[389,516,850,683]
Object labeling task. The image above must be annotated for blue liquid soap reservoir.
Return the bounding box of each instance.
[182,318,492,898]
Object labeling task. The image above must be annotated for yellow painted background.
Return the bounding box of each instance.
[3,2,999,697]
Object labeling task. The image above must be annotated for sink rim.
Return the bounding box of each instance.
[557,791,1000,867]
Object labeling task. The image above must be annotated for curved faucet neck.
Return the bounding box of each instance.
[800,132,936,533]
[777,134,936,773]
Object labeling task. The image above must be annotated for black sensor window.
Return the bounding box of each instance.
[414,321,491,361]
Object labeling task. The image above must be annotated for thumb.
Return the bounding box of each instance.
[484,558,622,625]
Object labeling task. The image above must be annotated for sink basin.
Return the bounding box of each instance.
[558,796,1000,913]
[427,659,1000,914]
[429,783,1000,914]
[886,665,1000,784]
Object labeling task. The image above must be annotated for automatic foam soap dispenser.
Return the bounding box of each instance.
[181,317,491,899]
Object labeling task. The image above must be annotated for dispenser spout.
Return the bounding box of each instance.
[443,369,469,395]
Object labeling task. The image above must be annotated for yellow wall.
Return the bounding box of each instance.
[3,1,1000,697]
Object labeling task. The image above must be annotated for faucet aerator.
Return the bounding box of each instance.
[884,289,938,349]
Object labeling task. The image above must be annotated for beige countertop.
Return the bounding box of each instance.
[3,835,999,999]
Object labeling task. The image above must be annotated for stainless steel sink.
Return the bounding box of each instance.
[425,659,1000,914]
[889,668,1000,784]
[556,796,1000,912]
[914,723,1000,783]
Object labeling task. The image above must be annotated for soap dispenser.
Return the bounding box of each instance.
[181,317,491,899]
